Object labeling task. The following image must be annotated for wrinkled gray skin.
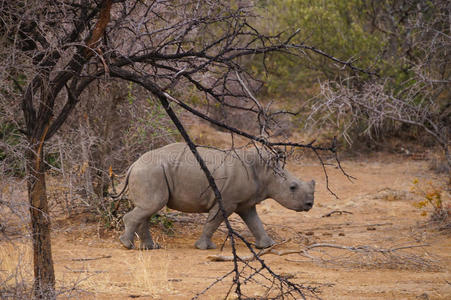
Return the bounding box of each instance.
[117,143,315,250]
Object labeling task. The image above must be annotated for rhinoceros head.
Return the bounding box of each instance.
[269,171,315,212]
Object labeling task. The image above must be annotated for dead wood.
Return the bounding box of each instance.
[208,241,438,271]
[287,243,438,271]
[64,266,106,273]
[321,210,353,217]
[71,255,112,262]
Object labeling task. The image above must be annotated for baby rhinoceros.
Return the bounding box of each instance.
[114,143,315,250]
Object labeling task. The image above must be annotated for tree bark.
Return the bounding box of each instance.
[26,142,55,299]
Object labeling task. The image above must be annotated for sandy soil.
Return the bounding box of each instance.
[1,154,451,299]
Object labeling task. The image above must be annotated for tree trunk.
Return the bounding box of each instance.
[26,143,55,299]
[445,146,451,185]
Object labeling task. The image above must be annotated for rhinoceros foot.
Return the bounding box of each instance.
[194,239,217,250]
[139,240,160,250]
[255,237,275,249]
[119,235,135,249]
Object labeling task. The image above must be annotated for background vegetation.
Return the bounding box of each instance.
[0,0,449,298]
[253,0,449,154]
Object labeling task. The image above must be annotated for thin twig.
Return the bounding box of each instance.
[64,266,106,273]
[321,210,353,218]
[71,255,112,262]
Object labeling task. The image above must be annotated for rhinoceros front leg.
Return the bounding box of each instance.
[237,205,275,249]
[195,203,234,250]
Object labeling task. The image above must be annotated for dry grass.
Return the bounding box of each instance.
[132,251,174,296]
[0,241,100,299]
[0,242,33,298]
[75,250,176,298]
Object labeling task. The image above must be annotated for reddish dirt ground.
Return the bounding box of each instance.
[1,154,451,299]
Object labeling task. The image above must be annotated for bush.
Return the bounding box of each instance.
[412,179,450,229]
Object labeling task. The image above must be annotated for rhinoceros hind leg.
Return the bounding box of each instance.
[237,205,275,249]
[121,207,158,250]
[119,234,135,249]
[137,222,160,250]
[121,165,169,250]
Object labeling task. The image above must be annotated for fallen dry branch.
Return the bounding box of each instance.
[321,210,353,217]
[207,239,293,262]
[208,241,439,271]
[289,243,439,271]
[301,243,429,256]
[63,266,106,274]
[71,255,111,262]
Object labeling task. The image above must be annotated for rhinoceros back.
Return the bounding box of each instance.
[133,143,259,213]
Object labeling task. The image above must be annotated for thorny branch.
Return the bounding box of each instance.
[155,84,317,300]
[292,243,438,271]
[154,83,245,298]
[207,242,437,271]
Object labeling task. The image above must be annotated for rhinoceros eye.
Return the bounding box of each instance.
[289,183,297,191]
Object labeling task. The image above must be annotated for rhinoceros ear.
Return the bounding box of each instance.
[310,180,315,188]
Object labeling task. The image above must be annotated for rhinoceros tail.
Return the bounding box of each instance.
[110,163,134,199]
